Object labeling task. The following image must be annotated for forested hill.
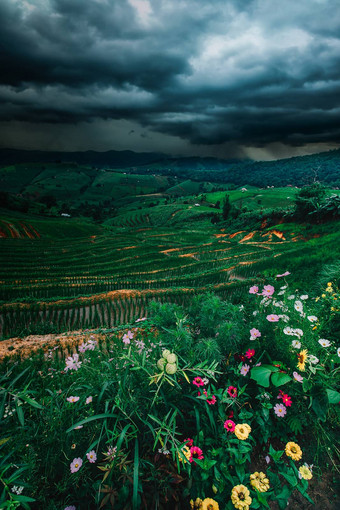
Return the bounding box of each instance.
[0,147,339,187]
[134,149,340,187]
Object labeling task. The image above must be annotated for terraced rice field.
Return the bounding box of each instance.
[0,221,307,338]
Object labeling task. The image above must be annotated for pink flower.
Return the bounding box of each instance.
[70,457,82,473]
[276,271,291,277]
[224,419,236,432]
[265,455,270,464]
[192,377,204,387]
[86,396,93,405]
[274,403,287,417]
[240,364,250,376]
[184,438,194,447]
[189,446,204,463]
[74,425,83,430]
[245,349,255,360]
[266,314,280,322]
[249,285,259,294]
[86,450,97,463]
[64,506,76,510]
[206,395,216,405]
[293,371,303,382]
[122,330,134,345]
[250,328,261,340]
[67,396,80,403]
[227,386,238,398]
[262,285,275,296]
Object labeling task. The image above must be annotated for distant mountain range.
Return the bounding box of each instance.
[0,147,339,187]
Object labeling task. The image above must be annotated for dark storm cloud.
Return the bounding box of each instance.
[0,0,340,152]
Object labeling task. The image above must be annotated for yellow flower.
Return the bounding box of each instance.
[299,465,313,480]
[234,424,251,440]
[315,296,320,302]
[297,349,308,371]
[201,498,219,510]
[231,484,252,510]
[178,446,191,464]
[327,282,332,286]
[285,442,302,461]
[250,471,270,492]
[322,294,326,298]
[190,498,203,509]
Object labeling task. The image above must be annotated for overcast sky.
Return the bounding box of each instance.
[0,0,339,160]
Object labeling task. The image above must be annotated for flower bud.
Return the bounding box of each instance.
[157,358,166,371]
[165,363,177,375]
[162,349,171,359]
[166,353,177,364]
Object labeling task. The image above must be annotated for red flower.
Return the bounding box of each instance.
[192,377,204,387]
[228,410,234,419]
[245,349,255,360]
[227,386,238,398]
[224,419,236,432]
[278,390,292,407]
[189,446,204,463]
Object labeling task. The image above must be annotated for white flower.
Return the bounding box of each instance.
[293,328,304,338]
[202,377,209,385]
[278,314,290,322]
[337,347,340,357]
[278,290,285,295]
[280,285,288,290]
[318,339,331,347]
[294,300,303,313]
[300,295,309,300]
[307,316,318,322]
[309,355,319,364]
[292,340,301,349]
[288,295,295,300]
[253,310,259,316]
[283,326,294,335]
[239,305,245,311]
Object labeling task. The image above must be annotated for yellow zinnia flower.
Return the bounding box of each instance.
[299,465,313,480]
[297,349,308,371]
[285,442,302,461]
[234,424,251,440]
[231,484,252,510]
[250,471,270,492]
[201,497,219,510]
[178,446,191,464]
[190,498,203,509]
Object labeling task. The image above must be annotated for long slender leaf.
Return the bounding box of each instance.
[66,413,118,433]
[132,438,139,510]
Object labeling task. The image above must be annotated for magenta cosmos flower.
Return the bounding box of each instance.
[70,458,82,473]
[122,330,134,345]
[192,377,204,387]
[245,349,255,360]
[224,419,236,432]
[276,271,291,277]
[266,314,280,322]
[274,403,287,417]
[249,285,259,294]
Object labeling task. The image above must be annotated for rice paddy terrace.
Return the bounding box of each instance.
[0,211,334,339]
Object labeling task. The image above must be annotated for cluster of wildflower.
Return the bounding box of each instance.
[105,445,117,461]
[193,376,216,404]
[3,404,14,419]
[78,338,97,353]
[190,497,219,509]
[11,486,24,495]
[157,349,178,375]
[70,449,97,473]
[158,447,170,455]
[178,438,204,465]
[224,420,251,440]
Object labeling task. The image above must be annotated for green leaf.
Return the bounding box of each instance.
[281,468,298,487]
[271,372,292,387]
[326,389,340,404]
[132,438,139,510]
[66,413,118,432]
[251,365,276,388]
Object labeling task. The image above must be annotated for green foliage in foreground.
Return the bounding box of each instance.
[0,279,339,509]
